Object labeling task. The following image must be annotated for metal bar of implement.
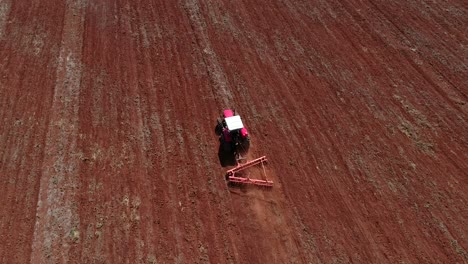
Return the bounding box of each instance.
[226,156,268,176]
[228,176,274,187]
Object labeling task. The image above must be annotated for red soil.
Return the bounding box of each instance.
[0,0,466,263]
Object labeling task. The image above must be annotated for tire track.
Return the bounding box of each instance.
[0,0,10,39]
[0,1,65,262]
[183,0,233,108]
[367,0,466,115]
[336,0,465,162]
[30,0,86,262]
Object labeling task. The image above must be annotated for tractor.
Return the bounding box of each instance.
[215,109,250,160]
[215,109,273,187]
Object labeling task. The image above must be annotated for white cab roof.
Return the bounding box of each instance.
[225,116,244,131]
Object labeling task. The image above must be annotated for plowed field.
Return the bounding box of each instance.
[0,0,467,263]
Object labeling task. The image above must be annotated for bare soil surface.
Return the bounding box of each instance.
[0,0,467,263]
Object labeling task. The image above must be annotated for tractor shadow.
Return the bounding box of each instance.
[218,143,237,167]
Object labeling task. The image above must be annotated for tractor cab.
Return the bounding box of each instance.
[224,115,244,132]
[224,115,250,142]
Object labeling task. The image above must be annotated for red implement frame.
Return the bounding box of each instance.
[226,156,273,187]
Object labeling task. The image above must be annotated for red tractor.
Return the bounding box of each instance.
[215,109,250,160]
[215,109,273,187]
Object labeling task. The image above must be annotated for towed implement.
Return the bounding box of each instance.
[225,156,273,187]
[216,109,273,187]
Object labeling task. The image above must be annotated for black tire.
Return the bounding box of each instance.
[215,118,223,136]
[223,140,232,153]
